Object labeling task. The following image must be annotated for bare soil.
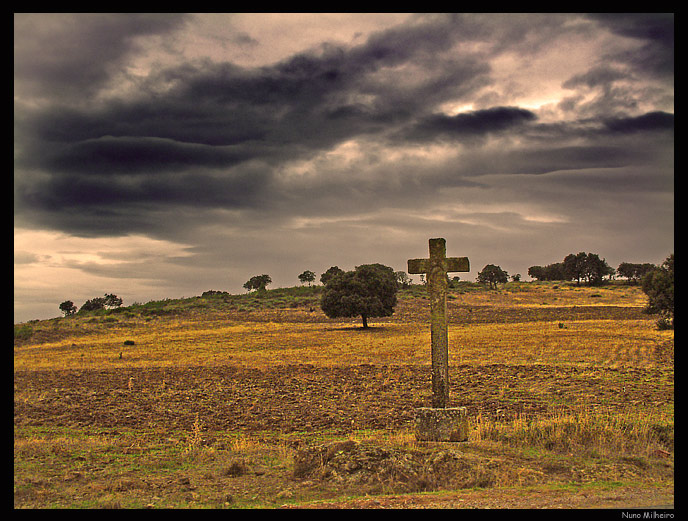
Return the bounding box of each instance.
[13,363,673,434]
[286,485,675,509]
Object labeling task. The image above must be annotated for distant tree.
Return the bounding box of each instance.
[617,262,636,282]
[511,273,521,282]
[395,271,412,288]
[243,274,272,292]
[528,262,565,281]
[545,263,565,280]
[59,300,77,316]
[320,266,344,285]
[642,254,674,328]
[561,252,614,285]
[298,270,316,286]
[202,290,229,297]
[563,252,588,285]
[320,263,398,328]
[618,262,656,284]
[583,253,614,285]
[528,265,546,280]
[80,297,106,312]
[636,263,656,281]
[104,293,123,308]
[477,264,509,289]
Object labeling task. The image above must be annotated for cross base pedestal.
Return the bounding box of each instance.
[415,407,469,442]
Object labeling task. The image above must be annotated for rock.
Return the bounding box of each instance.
[223,461,248,477]
[415,407,469,442]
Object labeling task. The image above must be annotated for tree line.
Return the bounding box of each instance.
[247,252,673,329]
[58,252,673,330]
[528,252,614,285]
[527,252,673,329]
[527,252,665,286]
[59,293,123,316]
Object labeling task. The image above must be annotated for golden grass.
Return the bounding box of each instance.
[450,283,649,308]
[15,282,663,371]
[14,316,670,371]
[449,319,672,367]
[14,432,120,458]
[472,405,673,458]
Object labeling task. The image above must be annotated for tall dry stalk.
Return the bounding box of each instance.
[184,413,204,453]
[471,406,672,457]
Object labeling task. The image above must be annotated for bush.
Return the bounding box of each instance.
[80,297,106,312]
[641,253,674,329]
[14,324,33,341]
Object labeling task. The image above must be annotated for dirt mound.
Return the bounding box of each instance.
[291,437,673,498]
[294,440,520,494]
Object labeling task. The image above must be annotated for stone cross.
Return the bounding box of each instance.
[408,238,469,408]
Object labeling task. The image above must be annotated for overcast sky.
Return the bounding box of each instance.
[14,13,674,323]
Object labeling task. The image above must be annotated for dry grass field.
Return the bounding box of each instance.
[14,281,674,509]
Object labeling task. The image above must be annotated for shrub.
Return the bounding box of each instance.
[14,324,33,341]
[80,297,106,312]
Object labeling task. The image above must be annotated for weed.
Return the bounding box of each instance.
[184,414,205,454]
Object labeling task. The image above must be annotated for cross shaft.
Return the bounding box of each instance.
[408,238,469,408]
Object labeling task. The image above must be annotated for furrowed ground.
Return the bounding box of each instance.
[14,282,674,509]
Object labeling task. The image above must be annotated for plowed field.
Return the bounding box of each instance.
[14,363,673,434]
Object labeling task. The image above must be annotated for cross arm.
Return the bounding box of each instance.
[407,258,429,275]
[408,257,469,275]
[445,257,470,273]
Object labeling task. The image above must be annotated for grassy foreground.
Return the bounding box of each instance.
[14,282,673,508]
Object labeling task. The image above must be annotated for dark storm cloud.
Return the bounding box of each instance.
[14,14,190,101]
[20,99,251,147]
[15,14,499,235]
[556,14,673,117]
[14,13,673,243]
[591,13,673,45]
[444,143,661,179]
[21,167,270,209]
[398,106,537,142]
[38,136,255,175]
[588,13,673,77]
[602,111,674,134]
[562,65,630,89]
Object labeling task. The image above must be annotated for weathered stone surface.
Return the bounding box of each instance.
[415,407,469,442]
[408,238,469,408]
